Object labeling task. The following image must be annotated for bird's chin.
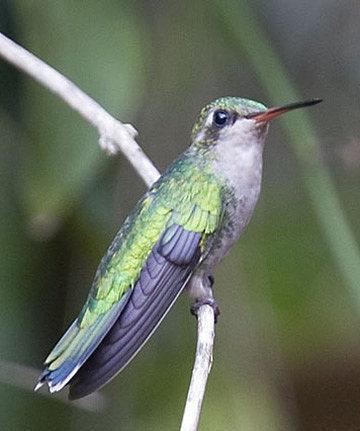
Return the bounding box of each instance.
[254,121,269,139]
[257,121,269,130]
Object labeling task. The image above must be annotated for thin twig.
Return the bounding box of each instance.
[0,32,215,427]
[180,305,215,431]
[0,32,159,188]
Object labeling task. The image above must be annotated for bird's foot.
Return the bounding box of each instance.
[191,297,220,324]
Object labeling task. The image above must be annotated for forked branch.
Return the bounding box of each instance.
[0,32,158,187]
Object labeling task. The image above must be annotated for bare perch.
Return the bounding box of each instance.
[181,305,215,431]
[0,32,215,428]
[0,32,159,188]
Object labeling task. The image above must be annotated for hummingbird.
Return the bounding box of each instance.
[35,96,321,399]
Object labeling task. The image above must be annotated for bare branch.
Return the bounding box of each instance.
[0,31,215,425]
[181,305,215,431]
[0,32,160,187]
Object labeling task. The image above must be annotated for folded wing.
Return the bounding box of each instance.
[69,224,201,399]
[36,158,223,399]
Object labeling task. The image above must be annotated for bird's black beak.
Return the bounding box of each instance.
[245,99,322,123]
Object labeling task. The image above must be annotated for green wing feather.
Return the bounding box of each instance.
[36,152,223,393]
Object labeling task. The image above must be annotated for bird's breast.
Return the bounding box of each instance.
[204,145,263,269]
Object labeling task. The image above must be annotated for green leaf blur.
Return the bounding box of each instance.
[0,1,359,430]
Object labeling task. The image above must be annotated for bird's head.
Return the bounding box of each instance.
[191,96,321,150]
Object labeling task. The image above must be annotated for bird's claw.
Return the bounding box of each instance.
[191,298,220,324]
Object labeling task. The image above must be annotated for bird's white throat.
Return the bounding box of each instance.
[214,119,267,197]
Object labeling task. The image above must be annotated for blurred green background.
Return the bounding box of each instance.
[0,1,359,430]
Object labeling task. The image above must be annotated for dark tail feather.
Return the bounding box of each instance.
[69,225,201,399]
[69,260,190,399]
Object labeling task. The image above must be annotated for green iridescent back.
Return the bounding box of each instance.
[79,149,223,328]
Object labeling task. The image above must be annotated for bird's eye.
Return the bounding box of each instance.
[213,110,230,128]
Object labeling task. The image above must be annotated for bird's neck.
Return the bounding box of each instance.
[212,132,266,237]
[215,140,263,194]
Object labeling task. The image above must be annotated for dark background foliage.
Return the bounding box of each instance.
[0,1,359,430]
